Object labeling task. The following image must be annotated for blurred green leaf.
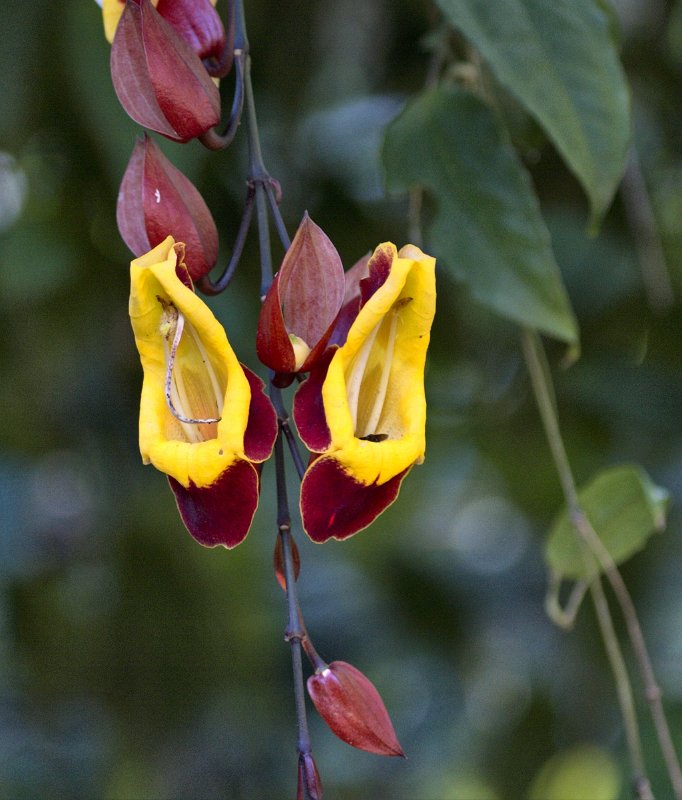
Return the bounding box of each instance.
[545,464,670,580]
[527,744,621,800]
[383,85,578,342]
[435,0,631,223]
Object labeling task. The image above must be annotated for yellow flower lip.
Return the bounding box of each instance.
[294,241,436,542]
[130,236,252,489]
[322,242,436,486]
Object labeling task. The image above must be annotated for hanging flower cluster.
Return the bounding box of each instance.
[97,0,435,795]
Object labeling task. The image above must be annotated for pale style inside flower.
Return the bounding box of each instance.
[158,298,225,444]
[345,298,411,441]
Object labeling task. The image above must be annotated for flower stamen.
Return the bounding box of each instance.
[159,299,222,437]
[357,309,398,439]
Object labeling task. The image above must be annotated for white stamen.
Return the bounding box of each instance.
[345,320,381,433]
[162,307,222,436]
[186,322,224,416]
[358,310,398,438]
[154,188,161,204]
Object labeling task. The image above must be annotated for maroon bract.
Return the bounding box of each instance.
[296,752,323,800]
[257,214,345,379]
[118,135,219,280]
[111,0,221,142]
[307,661,405,757]
[156,0,234,78]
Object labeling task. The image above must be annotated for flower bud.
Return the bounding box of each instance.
[296,752,323,800]
[307,661,405,757]
[257,214,345,378]
[111,0,221,142]
[117,135,219,280]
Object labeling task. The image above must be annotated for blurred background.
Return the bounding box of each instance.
[1,1,682,798]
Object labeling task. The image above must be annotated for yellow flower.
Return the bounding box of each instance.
[294,242,436,542]
[129,236,277,547]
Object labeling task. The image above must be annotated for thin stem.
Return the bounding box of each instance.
[266,181,292,251]
[522,329,682,797]
[197,185,255,295]
[199,50,246,151]
[522,329,651,800]
[590,576,651,799]
[274,432,314,794]
[239,0,317,789]
[270,384,307,481]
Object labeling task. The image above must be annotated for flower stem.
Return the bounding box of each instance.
[237,2,319,790]
[520,328,667,799]
[273,430,316,796]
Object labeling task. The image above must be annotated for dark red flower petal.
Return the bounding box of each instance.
[360,243,394,306]
[300,457,410,542]
[307,661,405,757]
[168,459,259,548]
[292,348,335,453]
[241,364,278,463]
[329,252,369,347]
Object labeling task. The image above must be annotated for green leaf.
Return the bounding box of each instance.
[435,0,631,223]
[383,85,578,343]
[545,464,670,580]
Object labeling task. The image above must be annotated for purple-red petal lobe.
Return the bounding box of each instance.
[168,459,260,548]
[292,348,335,453]
[300,457,409,542]
[241,364,278,463]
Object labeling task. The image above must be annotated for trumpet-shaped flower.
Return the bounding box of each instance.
[293,243,436,542]
[129,236,277,547]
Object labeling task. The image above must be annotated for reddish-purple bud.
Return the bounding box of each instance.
[296,752,323,800]
[117,135,219,280]
[257,214,345,377]
[111,0,221,142]
[307,661,405,758]
[156,0,234,78]
[273,534,301,592]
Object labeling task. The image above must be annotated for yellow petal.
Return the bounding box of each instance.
[129,236,251,488]
[321,243,436,485]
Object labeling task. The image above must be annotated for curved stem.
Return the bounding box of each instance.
[198,184,255,295]
[199,50,246,151]
[266,181,292,250]
[521,328,669,799]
